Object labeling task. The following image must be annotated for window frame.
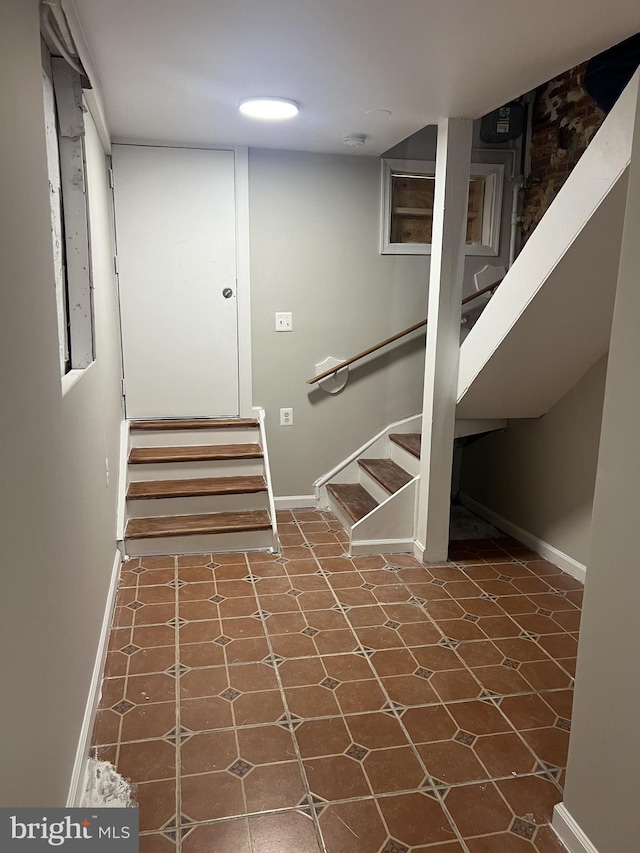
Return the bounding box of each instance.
[380,157,504,257]
[41,43,95,377]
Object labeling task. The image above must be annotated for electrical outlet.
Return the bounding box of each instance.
[280,407,293,426]
[275,312,293,331]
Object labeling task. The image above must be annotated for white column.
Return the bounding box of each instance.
[415,118,472,562]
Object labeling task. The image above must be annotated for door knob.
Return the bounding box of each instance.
[222,288,234,299]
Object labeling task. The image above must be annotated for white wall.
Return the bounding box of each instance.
[459,357,607,566]
[248,148,429,497]
[0,0,123,805]
[558,76,640,853]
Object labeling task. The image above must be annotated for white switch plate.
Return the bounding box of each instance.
[275,312,293,331]
[280,407,293,426]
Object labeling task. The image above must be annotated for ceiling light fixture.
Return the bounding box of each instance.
[239,97,299,120]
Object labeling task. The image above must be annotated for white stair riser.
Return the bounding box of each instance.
[125,529,274,557]
[126,491,268,518]
[128,458,264,481]
[129,428,260,448]
[390,443,420,476]
[357,466,395,504]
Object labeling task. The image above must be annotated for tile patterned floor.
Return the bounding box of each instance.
[91,510,582,852]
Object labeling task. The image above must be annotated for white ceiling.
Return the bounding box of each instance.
[71,0,640,156]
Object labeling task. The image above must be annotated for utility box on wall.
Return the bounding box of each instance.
[480,102,524,143]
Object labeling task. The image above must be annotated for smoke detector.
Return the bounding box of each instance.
[343,134,367,147]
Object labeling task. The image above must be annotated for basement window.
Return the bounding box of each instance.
[42,42,94,379]
[380,158,504,256]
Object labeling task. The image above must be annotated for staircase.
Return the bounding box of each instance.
[119,410,278,556]
[317,73,640,557]
[326,432,420,545]
[319,415,507,555]
[317,415,420,555]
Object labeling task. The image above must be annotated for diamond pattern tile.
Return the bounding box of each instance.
[92,511,581,853]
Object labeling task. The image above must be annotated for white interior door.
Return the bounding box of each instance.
[112,145,239,419]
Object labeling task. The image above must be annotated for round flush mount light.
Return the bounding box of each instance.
[343,134,367,147]
[239,97,299,120]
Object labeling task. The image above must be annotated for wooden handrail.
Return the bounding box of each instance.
[461,279,504,306]
[306,278,503,385]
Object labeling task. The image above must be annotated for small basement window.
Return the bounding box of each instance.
[42,41,94,377]
[381,158,504,256]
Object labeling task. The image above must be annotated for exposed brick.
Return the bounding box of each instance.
[521,61,605,244]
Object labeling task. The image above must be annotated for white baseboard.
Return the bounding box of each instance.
[552,803,600,853]
[67,549,122,807]
[350,537,414,556]
[459,493,586,583]
[274,495,318,509]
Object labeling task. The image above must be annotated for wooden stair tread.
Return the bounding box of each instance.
[131,418,259,431]
[389,433,421,458]
[127,475,267,500]
[358,458,412,493]
[126,510,271,540]
[129,444,263,464]
[327,483,378,523]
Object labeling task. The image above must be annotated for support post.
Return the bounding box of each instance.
[415,118,472,562]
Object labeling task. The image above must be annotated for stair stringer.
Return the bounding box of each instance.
[457,70,638,419]
[253,406,280,554]
[350,477,418,556]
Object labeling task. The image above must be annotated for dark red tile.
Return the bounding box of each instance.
[473,732,538,776]
[418,740,488,784]
[303,754,370,800]
[363,745,426,793]
[181,771,244,821]
[181,730,237,775]
[319,800,387,853]
[444,781,513,837]
[401,705,457,744]
[182,819,250,853]
[248,808,322,852]
[346,713,410,750]
[244,762,306,812]
[295,717,352,758]
[497,774,563,823]
[134,779,177,832]
[118,739,176,783]
[377,792,457,847]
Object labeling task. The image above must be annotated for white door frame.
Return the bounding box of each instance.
[233,146,254,418]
